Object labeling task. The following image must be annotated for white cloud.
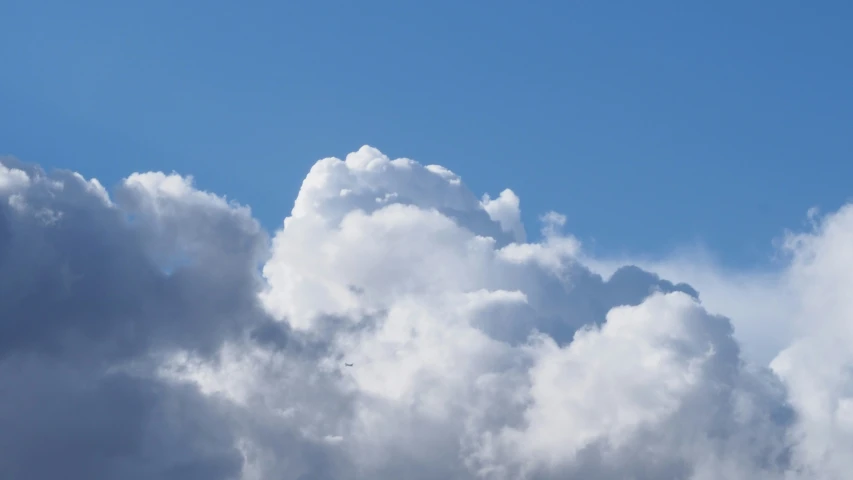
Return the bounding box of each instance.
[482,188,526,243]
[0,160,30,193]
[588,203,853,480]
[583,247,795,367]
[1,146,852,479]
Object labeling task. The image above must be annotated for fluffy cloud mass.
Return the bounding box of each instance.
[1,146,851,479]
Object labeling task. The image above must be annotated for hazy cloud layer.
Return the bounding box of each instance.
[0,146,851,479]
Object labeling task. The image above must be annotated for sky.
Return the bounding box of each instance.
[3,2,853,480]
[3,0,852,267]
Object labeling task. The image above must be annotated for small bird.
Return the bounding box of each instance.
[344,363,353,367]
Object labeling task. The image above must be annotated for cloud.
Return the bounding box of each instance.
[0,159,259,479]
[586,201,853,479]
[0,146,851,479]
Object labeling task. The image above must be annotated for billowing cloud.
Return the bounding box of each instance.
[0,146,851,479]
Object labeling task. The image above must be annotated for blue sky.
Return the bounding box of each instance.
[2,0,851,267]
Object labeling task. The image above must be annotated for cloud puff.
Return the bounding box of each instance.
[0,146,851,479]
[0,158,260,479]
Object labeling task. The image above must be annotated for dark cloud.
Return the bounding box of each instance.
[0,161,262,479]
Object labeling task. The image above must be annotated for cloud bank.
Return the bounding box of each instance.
[0,146,851,479]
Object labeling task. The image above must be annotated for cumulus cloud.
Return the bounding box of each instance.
[0,146,851,479]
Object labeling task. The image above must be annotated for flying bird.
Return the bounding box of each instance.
[344,363,353,367]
